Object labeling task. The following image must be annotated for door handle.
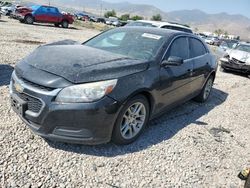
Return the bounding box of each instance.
[187,69,193,72]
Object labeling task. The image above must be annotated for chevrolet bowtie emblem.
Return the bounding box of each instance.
[14,82,24,93]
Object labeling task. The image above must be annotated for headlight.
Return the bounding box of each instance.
[55,79,117,103]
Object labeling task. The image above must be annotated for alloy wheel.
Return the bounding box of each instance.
[203,78,213,100]
[120,102,146,140]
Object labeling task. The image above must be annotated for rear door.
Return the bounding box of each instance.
[188,37,210,92]
[159,36,194,110]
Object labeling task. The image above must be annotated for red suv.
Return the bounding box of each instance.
[17,5,74,28]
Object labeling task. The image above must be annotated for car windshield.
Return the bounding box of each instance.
[227,41,238,49]
[235,44,250,53]
[84,29,166,60]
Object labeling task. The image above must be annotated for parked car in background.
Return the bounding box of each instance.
[0,1,12,8]
[126,20,193,33]
[205,36,220,45]
[75,13,89,21]
[10,6,31,19]
[10,27,217,145]
[106,16,119,25]
[17,5,74,28]
[220,43,250,75]
[219,39,239,51]
[96,17,106,23]
[0,4,16,16]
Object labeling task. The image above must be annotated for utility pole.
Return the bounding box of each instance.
[100,0,103,16]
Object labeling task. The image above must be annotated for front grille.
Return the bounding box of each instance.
[18,92,43,113]
[12,80,43,113]
[231,58,245,64]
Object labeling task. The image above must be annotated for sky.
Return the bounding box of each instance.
[105,0,250,18]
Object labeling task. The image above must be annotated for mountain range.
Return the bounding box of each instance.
[23,0,250,40]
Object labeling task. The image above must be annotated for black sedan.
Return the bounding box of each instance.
[10,27,217,145]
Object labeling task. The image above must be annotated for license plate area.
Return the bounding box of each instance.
[11,95,27,116]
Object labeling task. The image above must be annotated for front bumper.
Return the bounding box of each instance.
[10,72,121,145]
[220,59,250,74]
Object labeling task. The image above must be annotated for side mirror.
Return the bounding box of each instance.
[161,56,184,67]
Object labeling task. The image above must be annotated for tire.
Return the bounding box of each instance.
[112,95,150,145]
[54,23,60,27]
[193,75,214,103]
[24,15,34,24]
[61,20,69,28]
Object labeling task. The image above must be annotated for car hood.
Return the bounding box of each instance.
[18,40,149,84]
[228,49,250,64]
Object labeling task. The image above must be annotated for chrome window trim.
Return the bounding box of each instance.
[161,34,210,62]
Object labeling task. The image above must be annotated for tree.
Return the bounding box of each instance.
[120,14,130,21]
[151,14,162,21]
[104,10,116,18]
[214,29,223,36]
[131,15,143,21]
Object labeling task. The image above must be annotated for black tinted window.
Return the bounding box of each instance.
[167,37,189,60]
[189,38,207,58]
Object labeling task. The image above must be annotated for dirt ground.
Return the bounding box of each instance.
[0,17,250,188]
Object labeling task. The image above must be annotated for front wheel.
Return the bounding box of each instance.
[24,15,34,24]
[112,95,150,145]
[193,75,214,103]
[61,20,69,28]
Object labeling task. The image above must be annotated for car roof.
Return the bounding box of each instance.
[133,20,192,30]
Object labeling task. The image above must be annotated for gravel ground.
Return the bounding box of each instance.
[0,17,250,188]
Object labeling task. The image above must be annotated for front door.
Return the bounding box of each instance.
[159,36,194,111]
[34,6,48,22]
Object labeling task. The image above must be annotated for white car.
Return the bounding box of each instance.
[106,17,118,25]
[220,43,250,75]
[205,37,215,45]
[0,5,16,16]
[126,20,193,33]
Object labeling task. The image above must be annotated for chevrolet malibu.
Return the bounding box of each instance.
[10,27,217,145]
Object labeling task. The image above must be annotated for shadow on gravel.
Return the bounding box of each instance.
[0,64,14,86]
[47,88,228,157]
[221,68,250,79]
[30,23,79,30]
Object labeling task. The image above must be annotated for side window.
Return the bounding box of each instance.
[38,7,47,13]
[49,8,58,13]
[189,38,207,58]
[166,37,189,60]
